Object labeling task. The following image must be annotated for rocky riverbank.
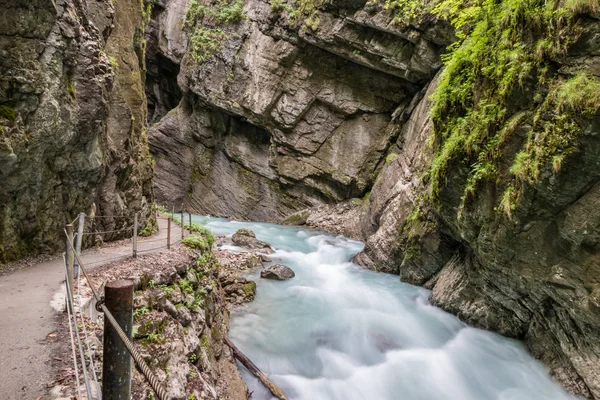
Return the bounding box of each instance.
[143,0,600,396]
[49,229,272,400]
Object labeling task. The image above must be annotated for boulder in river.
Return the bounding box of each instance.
[261,264,295,280]
[231,229,275,254]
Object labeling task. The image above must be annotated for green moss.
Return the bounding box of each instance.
[139,222,157,237]
[362,191,371,203]
[185,222,215,247]
[186,0,245,63]
[108,56,119,69]
[270,0,329,26]
[242,281,256,296]
[0,105,16,123]
[418,0,600,216]
[179,278,195,295]
[200,333,210,348]
[385,153,399,164]
[67,81,76,98]
[141,0,157,23]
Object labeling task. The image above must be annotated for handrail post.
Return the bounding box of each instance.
[102,280,134,400]
[181,210,184,240]
[65,224,74,301]
[167,218,171,249]
[133,213,138,258]
[74,213,85,278]
[155,207,159,232]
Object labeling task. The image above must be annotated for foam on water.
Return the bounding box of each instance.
[194,215,575,400]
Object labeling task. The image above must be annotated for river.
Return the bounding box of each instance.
[194,215,575,400]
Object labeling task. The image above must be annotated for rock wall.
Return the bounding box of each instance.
[147,0,452,219]
[0,0,154,264]
[63,236,250,399]
[146,0,600,398]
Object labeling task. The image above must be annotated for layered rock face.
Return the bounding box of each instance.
[147,0,600,397]
[147,0,452,219]
[0,0,154,263]
[350,9,600,399]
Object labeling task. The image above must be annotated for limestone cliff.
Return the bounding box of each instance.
[0,0,155,263]
[147,0,452,219]
[146,0,600,397]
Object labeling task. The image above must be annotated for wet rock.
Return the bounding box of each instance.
[162,300,178,319]
[170,286,184,304]
[134,292,149,309]
[223,280,257,303]
[261,264,295,280]
[282,210,309,226]
[231,229,274,253]
[177,307,193,327]
[0,0,154,262]
[149,0,448,221]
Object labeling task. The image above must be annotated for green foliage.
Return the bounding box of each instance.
[189,27,229,63]
[192,287,207,310]
[419,0,600,216]
[182,235,209,251]
[179,278,194,294]
[186,222,215,246]
[200,334,210,348]
[134,306,150,320]
[362,191,371,204]
[159,284,174,296]
[108,56,119,69]
[141,0,157,23]
[144,331,165,345]
[196,254,208,267]
[67,81,76,98]
[186,0,245,63]
[386,153,399,164]
[139,223,156,237]
[564,0,599,15]
[270,0,328,27]
[507,73,600,184]
[0,105,16,123]
[156,204,169,215]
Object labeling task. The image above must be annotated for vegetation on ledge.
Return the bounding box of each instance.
[185,0,245,63]
[408,0,600,216]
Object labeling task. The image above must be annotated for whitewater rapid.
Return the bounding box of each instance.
[194,215,575,400]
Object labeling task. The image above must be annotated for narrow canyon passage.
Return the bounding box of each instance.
[195,216,573,400]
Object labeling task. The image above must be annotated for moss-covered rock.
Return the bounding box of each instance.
[0,0,155,264]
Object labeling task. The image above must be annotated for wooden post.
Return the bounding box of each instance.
[188,212,192,232]
[102,280,134,400]
[181,210,184,240]
[133,213,138,258]
[167,218,171,249]
[155,207,159,232]
[74,213,85,278]
[65,224,74,300]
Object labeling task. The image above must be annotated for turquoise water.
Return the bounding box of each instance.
[193,215,575,400]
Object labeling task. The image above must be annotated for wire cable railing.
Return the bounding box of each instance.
[62,209,190,400]
[82,227,133,236]
[63,254,93,400]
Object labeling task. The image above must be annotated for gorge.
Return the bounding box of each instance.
[0,0,599,398]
